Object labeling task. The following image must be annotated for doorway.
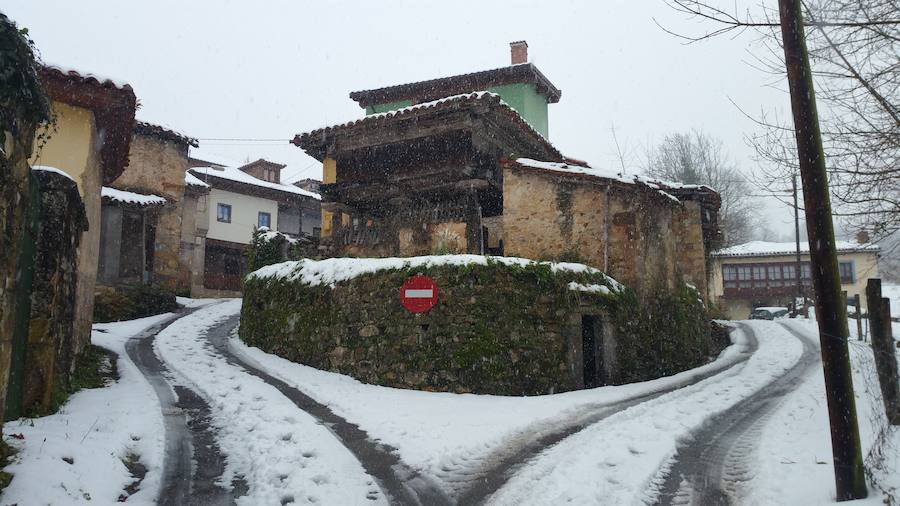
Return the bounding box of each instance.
[582,315,605,388]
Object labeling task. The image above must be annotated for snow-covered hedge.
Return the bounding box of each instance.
[240,255,714,395]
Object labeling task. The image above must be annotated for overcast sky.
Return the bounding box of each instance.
[7,0,806,237]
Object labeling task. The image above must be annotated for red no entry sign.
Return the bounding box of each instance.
[400,275,439,313]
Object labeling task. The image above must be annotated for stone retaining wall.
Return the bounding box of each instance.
[241,257,716,395]
[23,169,88,413]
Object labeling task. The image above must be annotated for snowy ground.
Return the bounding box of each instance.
[2,313,175,505]
[883,283,900,319]
[476,321,803,505]
[229,317,750,496]
[747,319,900,506]
[153,299,386,505]
[6,298,897,505]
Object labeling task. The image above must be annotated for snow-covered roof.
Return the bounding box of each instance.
[712,240,880,258]
[185,170,209,188]
[101,187,167,207]
[190,165,322,201]
[248,254,623,291]
[188,147,241,168]
[134,120,198,148]
[294,92,562,161]
[32,165,75,182]
[513,158,702,204]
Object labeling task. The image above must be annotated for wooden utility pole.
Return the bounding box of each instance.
[778,0,868,500]
[866,279,900,425]
[793,174,803,310]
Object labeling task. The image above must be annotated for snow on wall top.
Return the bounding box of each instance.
[101,187,167,206]
[31,165,75,182]
[190,165,322,201]
[248,254,623,290]
[712,240,880,258]
[184,170,210,188]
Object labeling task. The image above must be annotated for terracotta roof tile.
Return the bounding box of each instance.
[349,63,561,107]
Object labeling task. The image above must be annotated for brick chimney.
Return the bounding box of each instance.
[856,229,870,244]
[510,40,528,65]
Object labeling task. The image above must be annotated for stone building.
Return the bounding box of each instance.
[4,63,135,419]
[97,122,198,292]
[97,187,167,286]
[502,159,718,297]
[27,65,136,364]
[292,42,720,297]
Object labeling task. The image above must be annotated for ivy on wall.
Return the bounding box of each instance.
[240,258,721,395]
[0,13,51,157]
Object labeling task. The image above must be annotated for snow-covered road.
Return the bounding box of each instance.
[652,323,820,505]
[6,300,897,505]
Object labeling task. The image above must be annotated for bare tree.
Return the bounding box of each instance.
[643,130,754,246]
[660,0,900,242]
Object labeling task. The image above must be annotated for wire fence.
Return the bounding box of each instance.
[845,336,898,504]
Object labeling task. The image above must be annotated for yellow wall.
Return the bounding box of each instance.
[28,99,103,355]
[323,158,337,184]
[28,101,94,196]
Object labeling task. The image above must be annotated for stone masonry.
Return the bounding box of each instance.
[112,127,192,292]
[22,170,88,413]
[502,165,691,297]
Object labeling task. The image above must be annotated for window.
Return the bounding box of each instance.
[258,211,271,228]
[737,266,752,288]
[801,263,812,282]
[723,266,737,289]
[767,265,783,287]
[752,266,766,288]
[839,261,854,283]
[783,264,796,281]
[217,203,232,223]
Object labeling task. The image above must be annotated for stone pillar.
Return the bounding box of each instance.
[22,170,87,413]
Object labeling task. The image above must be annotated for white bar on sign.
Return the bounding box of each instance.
[405,289,434,298]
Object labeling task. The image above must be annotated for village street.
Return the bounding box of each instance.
[2,298,894,506]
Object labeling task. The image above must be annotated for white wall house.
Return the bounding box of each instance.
[187,159,321,295]
[206,188,279,244]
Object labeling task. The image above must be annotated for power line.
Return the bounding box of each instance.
[197,137,290,142]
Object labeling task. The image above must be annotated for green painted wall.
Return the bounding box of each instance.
[487,83,549,138]
[366,99,413,115]
[364,83,551,138]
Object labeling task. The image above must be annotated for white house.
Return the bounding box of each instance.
[188,158,321,295]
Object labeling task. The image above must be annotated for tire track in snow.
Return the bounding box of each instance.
[203,313,452,506]
[455,325,758,506]
[125,308,241,506]
[651,322,819,506]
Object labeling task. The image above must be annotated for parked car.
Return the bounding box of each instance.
[750,307,790,320]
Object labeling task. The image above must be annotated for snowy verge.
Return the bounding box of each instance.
[2,312,176,506]
[153,300,386,506]
[747,319,900,505]
[229,314,751,493]
[482,321,804,505]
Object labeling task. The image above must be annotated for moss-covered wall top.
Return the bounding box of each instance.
[240,255,716,396]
